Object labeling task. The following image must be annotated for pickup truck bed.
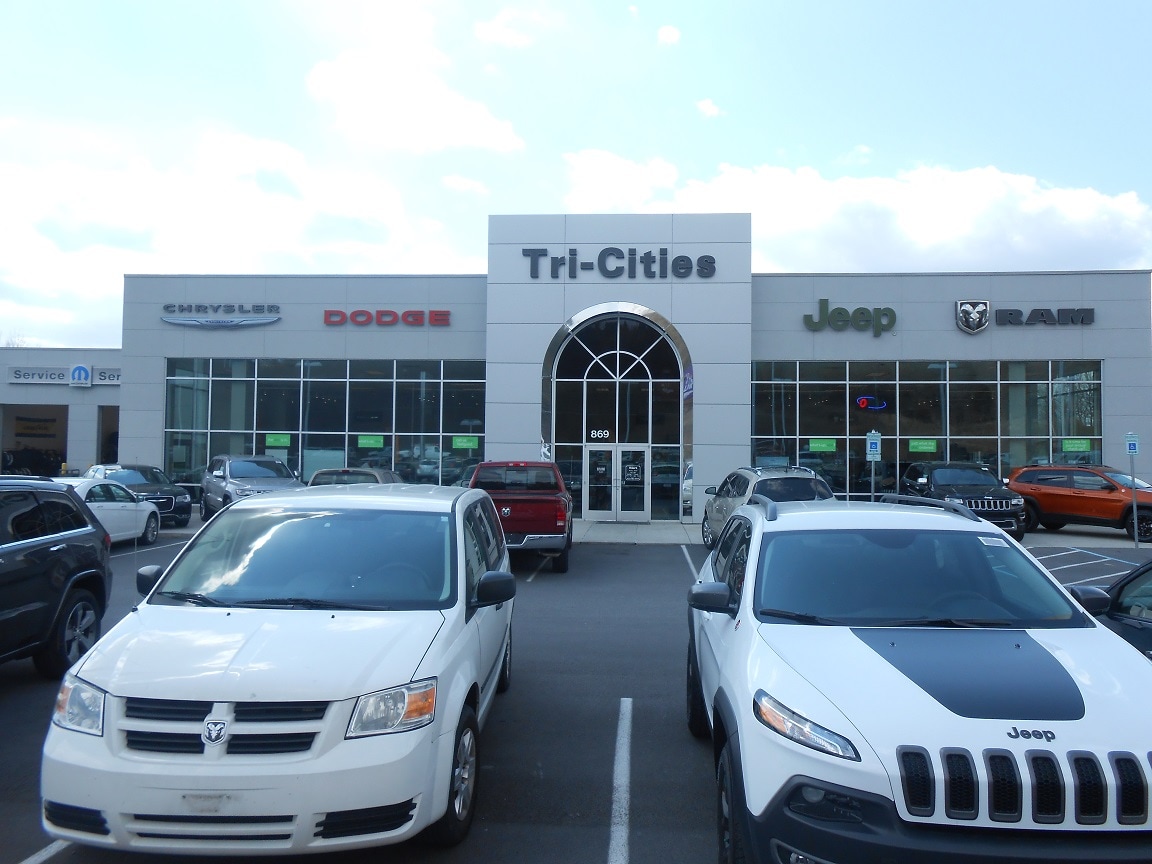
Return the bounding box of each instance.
[470,461,573,572]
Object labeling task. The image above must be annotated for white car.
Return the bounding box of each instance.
[687,494,1152,863]
[42,484,515,854]
[57,477,160,545]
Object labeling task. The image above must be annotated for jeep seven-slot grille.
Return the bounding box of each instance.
[961,497,1015,513]
[897,746,1149,827]
[119,697,330,755]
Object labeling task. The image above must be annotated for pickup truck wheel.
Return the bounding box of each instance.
[32,589,101,679]
[425,706,479,846]
[701,517,717,550]
[717,742,749,864]
[497,631,512,693]
[552,546,570,573]
[687,639,709,739]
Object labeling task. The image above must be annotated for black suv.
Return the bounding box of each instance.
[0,477,112,677]
[900,460,1026,540]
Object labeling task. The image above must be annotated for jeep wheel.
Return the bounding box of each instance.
[1041,521,1065,531]
[199,498,211,522]
[717,742,749,864]
[1022,502,1040,533]
[425,705,479,846]
[33,589,101,679]
[139,513,160,546]
[1126,508,1152,542]
[687,639,709,739]
[701,517,717,550]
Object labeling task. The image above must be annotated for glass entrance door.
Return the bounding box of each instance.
[584,446,649,522]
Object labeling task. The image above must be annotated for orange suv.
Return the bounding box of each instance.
[1006,464,1152,541]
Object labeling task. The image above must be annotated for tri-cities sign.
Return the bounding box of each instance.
[521,247,717,280]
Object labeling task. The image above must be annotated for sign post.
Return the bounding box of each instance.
[1127,433,1140,548]
[866,431,882,501]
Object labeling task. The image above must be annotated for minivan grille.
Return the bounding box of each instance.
[897,746,1149,827]
[118,698,331,756]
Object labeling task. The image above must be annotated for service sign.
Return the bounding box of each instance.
[8,366,122,386]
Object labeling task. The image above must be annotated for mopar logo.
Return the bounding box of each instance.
[1007,725,1055,742]
[69,365,92,387]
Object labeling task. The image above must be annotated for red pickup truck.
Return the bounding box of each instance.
[468,461,573,572]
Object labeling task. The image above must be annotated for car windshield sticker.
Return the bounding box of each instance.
[979,536,1010,547]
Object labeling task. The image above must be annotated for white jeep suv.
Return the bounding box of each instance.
[42,484,515,855]
[687,494,1152,863]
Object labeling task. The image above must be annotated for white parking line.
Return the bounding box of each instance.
[608,697,632,864]
[681,544,698,579]
[17,840,68,864]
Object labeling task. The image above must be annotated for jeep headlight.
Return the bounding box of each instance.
[753,690,859,760]
[347,679,436,737]
[233,487,258,497]
[176,493,191,503]
[52,674,105,736]
[1010,496,1024,507]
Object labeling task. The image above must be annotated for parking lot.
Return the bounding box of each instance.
[3,522,1150,864]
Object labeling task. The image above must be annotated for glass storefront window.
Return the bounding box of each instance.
[350,360,395,379]
[753,361,796,382]
[210,380,254,431]
[349,381,393,432]
[799,361,845,381]
[797,384,846,434]
[256,381,300,431]
[305,360,347,379]
[258,359,301,378]
[303,380,347,433]
[166,379,209,429]
[167,358,209,377]
[395,380,440,434]
[751,359,1104,498]
[211,359,255,378]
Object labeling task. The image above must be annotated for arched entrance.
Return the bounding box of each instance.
[542,304,692,523]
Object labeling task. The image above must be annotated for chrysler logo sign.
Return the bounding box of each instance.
[161,304,281,329]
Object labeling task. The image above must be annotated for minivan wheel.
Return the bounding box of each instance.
[33,589,101,679]
[1126,507,1152,542]
[425,706,479,846]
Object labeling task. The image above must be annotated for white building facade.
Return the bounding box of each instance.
[2,213,1148,522]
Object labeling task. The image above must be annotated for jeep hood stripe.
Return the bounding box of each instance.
[851,628,1085,720]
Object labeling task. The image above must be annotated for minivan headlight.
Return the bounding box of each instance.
[347,679,437,737]
[753,690,859,760]
[52,674,105,736]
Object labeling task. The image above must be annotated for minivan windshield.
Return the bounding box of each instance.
[754,529,1085,628]
[153,506,456,610]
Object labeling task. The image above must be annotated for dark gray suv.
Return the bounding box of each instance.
[0,477,112,677]
[200,454,305,521]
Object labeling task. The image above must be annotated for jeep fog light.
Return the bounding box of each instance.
[52,674,105,736]
[789,784,864,823]
[752,690,859,760]
[347,679,436,737]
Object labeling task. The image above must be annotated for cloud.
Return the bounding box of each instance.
[657,25,681,45]
[474,7,562,47]
[696,98,723,118]
[443,174,490,195]
[561,151,1152,272]
[305,5,524,154]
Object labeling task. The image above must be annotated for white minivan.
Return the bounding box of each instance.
[42,483,515,855]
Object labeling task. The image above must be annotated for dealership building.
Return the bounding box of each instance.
[2,213,1148,523]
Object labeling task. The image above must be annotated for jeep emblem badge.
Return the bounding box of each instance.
[956,300,990,334]
[202,720,228,746]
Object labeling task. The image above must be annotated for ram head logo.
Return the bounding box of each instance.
[956,300,990,334]
[202,720,228,746]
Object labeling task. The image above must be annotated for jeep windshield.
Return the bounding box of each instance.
[151,506,456,610]
[754,529,1089,628]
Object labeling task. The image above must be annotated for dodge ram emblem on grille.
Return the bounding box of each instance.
[202,720,228,745]
[501,506,511,517]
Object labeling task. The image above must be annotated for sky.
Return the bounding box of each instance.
[2,0,1152,349]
